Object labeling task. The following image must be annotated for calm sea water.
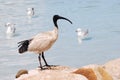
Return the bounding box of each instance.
[0,0,120,80]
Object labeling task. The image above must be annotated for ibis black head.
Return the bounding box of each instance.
[53,15,72,28]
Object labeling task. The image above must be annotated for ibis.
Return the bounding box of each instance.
[18,15,72,70]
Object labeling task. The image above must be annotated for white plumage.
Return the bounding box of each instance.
[5,22,16,38]
[28,28,58,53]
[27,8,34,18]
[18,15,72,70]
[76,28,88,43]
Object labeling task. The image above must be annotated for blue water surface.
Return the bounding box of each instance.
[0,0,120,80]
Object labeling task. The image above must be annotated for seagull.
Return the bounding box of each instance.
[76,28,88,43]
[5,22,16,38]
[27,8,34,18]
[18,15,72,70]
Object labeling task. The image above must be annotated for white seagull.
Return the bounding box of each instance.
[76,28,88,43]
[18,15,72,70]
[5,22,16,38]
[27,8,34,18]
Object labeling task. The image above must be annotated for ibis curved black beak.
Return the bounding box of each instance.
[58,16,72,24]
[53,15,72,28]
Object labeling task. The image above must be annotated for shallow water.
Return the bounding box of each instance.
[0,0,120,80]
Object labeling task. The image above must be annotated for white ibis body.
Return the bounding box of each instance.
[18,15,72,69]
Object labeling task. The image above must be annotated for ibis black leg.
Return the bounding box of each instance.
[42,52,49,66]
[38,54,43,70]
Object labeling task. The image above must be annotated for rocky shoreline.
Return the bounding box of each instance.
[15,58,120,80]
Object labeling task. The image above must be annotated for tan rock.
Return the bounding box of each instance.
[103,58,120,80]
[73,68,97,80]
[15,58,120,80]
[15,69,28,78]
[97,67,113,80]
[15,66,88,80]
[73,64,113,80]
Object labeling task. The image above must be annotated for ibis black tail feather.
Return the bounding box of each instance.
[18,39,32,53]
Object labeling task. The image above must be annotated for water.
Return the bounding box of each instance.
[0,0,120,80]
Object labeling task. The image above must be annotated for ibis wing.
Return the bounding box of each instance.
[28,32,55,52]
[18,39,32,53]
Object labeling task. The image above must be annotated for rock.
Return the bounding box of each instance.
[15,66,88,80]
[73,64,113,80]
[74,67,97,80]
[103,58,120,80]
[98,67,113,80]
[15,58,120,80]
[15,69,28,78]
